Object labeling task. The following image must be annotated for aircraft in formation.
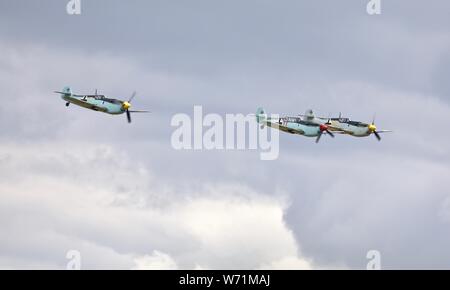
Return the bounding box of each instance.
[256,108,391,142]
[256,108,335,143]
[54,87,390,142]
[54,87,149,123]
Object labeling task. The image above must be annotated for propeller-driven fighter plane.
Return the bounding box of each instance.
[55,87,149,123]
[299,110,392,141]
[256,107,335,143]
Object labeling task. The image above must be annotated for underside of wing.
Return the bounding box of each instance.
[90,105,108,112]
[277,124,304,135]
[326,126,348,134]
[329,130,349,134]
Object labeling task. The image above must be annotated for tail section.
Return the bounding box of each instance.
[54,86,72,97]
[62,86,72,95]
[256,107,266,124]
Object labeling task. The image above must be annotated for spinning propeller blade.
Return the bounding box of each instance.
[374,131,381,141]
[126,110,132,123]
[123,91,149,124]
[128,91,137,103]
[316,123,334,143]
[315,132,322,143]
[369,114,382,141]
[123,91,137,123]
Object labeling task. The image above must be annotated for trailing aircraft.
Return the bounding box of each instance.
[55,86,149,123]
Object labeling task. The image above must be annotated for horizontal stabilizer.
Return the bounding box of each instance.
[55,86,72,96]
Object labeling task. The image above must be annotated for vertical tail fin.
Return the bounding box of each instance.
[256,107,266,124]
[62,86,72,96]
[304,109,315,120]
[55,86,72,96]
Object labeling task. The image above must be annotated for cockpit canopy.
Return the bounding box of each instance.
[346,120,368,127]
[84,95,123,105]
[283,116,319,126]
[330,117,349,123]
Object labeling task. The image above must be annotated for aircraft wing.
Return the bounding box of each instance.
[73,94,98,98]
[54,91,85,97]
[328,130,348,134]
[326,125,347,134]
[60,93,97,98]
[276,123,304,135]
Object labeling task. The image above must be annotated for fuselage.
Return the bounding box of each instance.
[307,117,373,137]
[62,94,125,115]
[326,119,373,137]
[263,116,323,137]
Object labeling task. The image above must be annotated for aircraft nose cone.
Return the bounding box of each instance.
[368,124,377,132]
[319,124,328,132]
[122,102,131,110]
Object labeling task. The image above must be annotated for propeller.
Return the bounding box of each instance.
[121,91,136,123]
[122,91,149,123]
[374,131,381,141]
[368,114,381,141]
[316,123,335,143]
[126,110,131,123]
[128,91,136,103]
[315,132,323,143]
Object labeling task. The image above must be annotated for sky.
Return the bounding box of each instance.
[0,0,449,269]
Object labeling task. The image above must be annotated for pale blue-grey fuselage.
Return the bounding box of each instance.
[263,116,323,137]
[61,94,126,115]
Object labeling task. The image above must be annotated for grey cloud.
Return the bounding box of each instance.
[0,143,309,269]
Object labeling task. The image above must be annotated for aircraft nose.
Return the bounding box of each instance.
[122,102,131,110]
[368,124,377,132]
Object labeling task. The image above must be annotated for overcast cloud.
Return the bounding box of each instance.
[0,0,449,269]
